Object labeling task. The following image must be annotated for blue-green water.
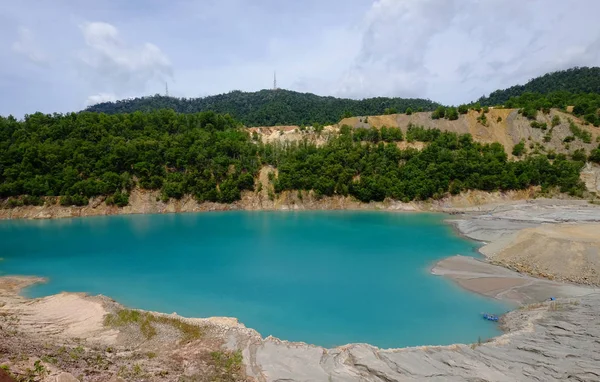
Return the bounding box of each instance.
[0,211,507,348]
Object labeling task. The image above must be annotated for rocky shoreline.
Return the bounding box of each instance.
[1,199,600,381]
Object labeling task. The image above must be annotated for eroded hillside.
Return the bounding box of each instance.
[250,108,600,158]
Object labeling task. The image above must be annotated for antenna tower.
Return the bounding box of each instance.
[273,71,277,90]
[165,82,169,97]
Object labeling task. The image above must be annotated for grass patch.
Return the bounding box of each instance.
[104,309,202,342]
[209,350,244,382]
[69,346,85,360]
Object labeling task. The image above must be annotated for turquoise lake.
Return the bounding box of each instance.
[0,211,508,348]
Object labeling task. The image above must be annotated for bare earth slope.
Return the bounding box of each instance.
[242,109,600,158]
[340,109,599,157]
[449,200,600,285]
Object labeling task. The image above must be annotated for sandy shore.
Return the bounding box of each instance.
[2,199,600,381]
[431,255,595,305]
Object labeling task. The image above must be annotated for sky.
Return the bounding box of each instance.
[2,0,600,117]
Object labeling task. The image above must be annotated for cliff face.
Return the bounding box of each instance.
[0,187,543,220]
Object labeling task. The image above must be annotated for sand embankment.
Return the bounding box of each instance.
[444,200,600,288]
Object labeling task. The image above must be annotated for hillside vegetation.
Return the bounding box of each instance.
[85,89,440,127]
[0,110,591,209]
[478,67,600,106]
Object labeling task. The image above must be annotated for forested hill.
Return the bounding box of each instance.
[84,89,440,127]
[0,110,590,209]
[479,67,600,106]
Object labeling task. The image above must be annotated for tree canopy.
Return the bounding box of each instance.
[478,67,600,106]
[0,111,587,208]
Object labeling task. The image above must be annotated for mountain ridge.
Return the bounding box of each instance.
[85,89,440,127]
[84,67,600,127]
[478,67,600,106]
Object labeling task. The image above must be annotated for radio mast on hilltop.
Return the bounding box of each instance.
[273,71,278,90]
[165,82,169,97]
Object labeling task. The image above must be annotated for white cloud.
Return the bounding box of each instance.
[3,0,600,118]
[85,93,117,106]
[78,21,172,97]
[11,27,48,65]
[337,0,600,103]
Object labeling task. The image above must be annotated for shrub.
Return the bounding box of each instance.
[23,195,44,206]
[512,141,526,157]
[60,195,88,206]
[106,191,129,207]
[431,106,446,120]
[7,198,24,208]
[589,148,600,163]
[569,122,592,143]
[521,108,538,120]
[530,121,547,130]
[446,107,459,120]
[571,149,587,162]
[477,113,488,126]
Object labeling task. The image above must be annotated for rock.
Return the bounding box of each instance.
[55,373,78,382]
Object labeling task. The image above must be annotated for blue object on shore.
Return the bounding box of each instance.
[550,297,556,301]
[482,313,499,322]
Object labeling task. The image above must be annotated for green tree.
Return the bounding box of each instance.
[446,107,459,120]
[512,141,526,157]
[431,106,446,120]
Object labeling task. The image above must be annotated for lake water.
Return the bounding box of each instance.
[0,211,508,348]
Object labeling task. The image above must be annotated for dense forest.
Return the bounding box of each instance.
[478,67,600,106]
[0,111,591,208]
[85,90,440,127]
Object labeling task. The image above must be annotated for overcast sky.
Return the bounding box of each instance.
[2,0,600,117]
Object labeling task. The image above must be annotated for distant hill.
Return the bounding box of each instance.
[84,89,440,127]
[479,67,600,106]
